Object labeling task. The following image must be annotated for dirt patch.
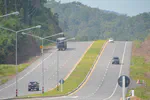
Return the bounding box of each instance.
[120,96,142,100]
[130,96,142,100]
[144,72,150,79]
[132,38,150,62]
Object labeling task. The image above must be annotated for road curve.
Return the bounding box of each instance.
[0,41,92,99]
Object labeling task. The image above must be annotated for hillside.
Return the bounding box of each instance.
[0,0,62,64]
[130,38,150,99]
[45,0,150,41]
[133,36,150,62]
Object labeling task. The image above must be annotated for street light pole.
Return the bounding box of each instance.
[57,48,59,91]
[15,32,18,97]
[0,25,41,97]
[41,39,44,94]
[21,32,75,92]
[21,32,63,93]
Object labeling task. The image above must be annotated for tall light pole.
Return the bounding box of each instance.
[21,32,75,92]
[0,25,41,97]
[0,11,19,18]
[46,37,75,91]
[22,32,75,93]
[21,32,63,93]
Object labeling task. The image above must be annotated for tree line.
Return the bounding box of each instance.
[45,0,150,41]
[0,0,62,64]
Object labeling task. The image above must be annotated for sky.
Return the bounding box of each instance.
[55,0,150,16]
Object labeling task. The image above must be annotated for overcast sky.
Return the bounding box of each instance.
[55,0,150,16]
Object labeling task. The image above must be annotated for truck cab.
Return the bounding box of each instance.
[56,37,67,51]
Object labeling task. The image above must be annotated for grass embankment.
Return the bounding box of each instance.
[28,40,106,97]
[134,40,142,48]
[0,64,29,85]
[128,40,150,100]
[129,56,150,100]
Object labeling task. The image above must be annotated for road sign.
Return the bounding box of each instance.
[40,45,43,49]
[118,75,130,87]
[59,79,64,84]
[59,79,64,92]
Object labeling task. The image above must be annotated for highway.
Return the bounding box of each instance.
[0,41,92,99]
[72,41,132,100]
[24,41,132,100]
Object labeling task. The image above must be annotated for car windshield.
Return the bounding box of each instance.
[29,82,36,84]
[113,57,119,59]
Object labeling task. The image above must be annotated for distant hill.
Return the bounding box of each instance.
[45,0,150,41]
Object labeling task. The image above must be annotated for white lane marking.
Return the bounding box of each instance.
[48,52,75,80]
[102,42,127,100]
[78,43,117,100]
[38,96,79,100]
[0,50,57,92]
[0,96,78,100]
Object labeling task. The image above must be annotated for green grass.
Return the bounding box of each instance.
[44,43,56,48]
[129,56,150,99]
[0,64,29,84]
[26,40,106,97]
[133,40,142,48]
[1,78,8,84]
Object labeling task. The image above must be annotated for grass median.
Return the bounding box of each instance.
[27,40,106,97]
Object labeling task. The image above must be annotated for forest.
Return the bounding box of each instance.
[0,0,62,64]
[45,0,150,41]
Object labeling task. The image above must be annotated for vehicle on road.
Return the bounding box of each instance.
[28,81,39,91]
[56,37,67,51]
[109,38,114,43]
[112,57,120,64]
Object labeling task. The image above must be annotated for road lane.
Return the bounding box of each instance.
[0,41,92,99]
[108,42,132,100]
[72,41,116,98]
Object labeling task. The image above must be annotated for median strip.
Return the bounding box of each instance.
[20,40,106,98]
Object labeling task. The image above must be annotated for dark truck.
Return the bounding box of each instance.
[56,37,67,50]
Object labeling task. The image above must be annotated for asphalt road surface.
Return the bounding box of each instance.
[23,41,132,100]
[0,41,92,99]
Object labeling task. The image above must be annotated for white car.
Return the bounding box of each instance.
[109,38,114,43]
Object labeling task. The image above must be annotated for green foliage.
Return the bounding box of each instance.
[45,1,150,41]
[1,78,8,85]
[133,40,142,48]
[0,0,62,64]
[0,64,29,76]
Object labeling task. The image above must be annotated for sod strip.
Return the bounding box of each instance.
[24,40,106,97]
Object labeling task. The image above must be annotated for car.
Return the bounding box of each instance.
[112,57,120,64]
[28,81,39,91]
[109,38,114,43]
